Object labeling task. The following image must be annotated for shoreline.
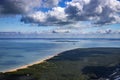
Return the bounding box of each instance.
[2,48,76,73]
[0,48,120,80]
[2,54,58,73]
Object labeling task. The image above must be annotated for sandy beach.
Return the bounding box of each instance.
[3,54,57,73]
[2,48,74,73]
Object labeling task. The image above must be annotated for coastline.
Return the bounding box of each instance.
[3,54,58,73]
[2,47,119,73]
[0,48,120,80]
[2,48,76,73]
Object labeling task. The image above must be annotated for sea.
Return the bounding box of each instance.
[0,38,120,72]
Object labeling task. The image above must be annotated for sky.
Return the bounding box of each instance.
[0,0,120,36]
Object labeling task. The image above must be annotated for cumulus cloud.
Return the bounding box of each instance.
[97,29,112,34]
[0,0,120,26]
[21,7,71,26]
[0,0,60,15]
[20,0,120,26]
[0,0,41,15]
[65,0,120,25]
[92,28,120,34]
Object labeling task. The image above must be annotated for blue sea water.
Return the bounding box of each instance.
[0,38,120,72]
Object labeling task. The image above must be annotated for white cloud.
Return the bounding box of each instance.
[21,7,70,26]
[94,28,120,34]
[65,0,120,25]
[20,0,120,26]
[0,0,120,27]
[48,7,67,20]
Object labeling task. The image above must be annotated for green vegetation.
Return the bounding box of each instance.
[0,48,120,80]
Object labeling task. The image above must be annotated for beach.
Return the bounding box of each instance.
[0,38,120,72]
[0,48,120,80]
[3,54,58,73]
[0,39,120,80]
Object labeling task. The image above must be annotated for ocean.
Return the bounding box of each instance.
[0,38,120,72]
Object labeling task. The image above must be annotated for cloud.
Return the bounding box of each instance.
[0,0,41,15]
[93,28,120,34]
[0,0,60,15]
[52,29,71,33]
[42,0,60,8]
[20,0,120,26]
[65,0,120,25]
[0,0,120,26]
[96,29,112,34]
[21,7,71,26]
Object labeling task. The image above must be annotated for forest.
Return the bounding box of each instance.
[0,48,120,80]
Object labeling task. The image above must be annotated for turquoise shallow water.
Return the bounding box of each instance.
[0,38,120,72]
